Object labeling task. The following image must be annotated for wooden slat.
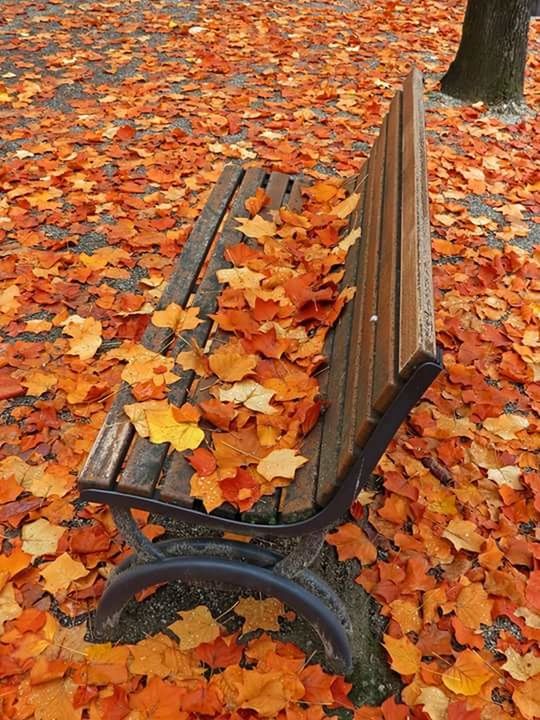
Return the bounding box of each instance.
[78,164,244,491]
[117,167,267,498]
[399,68,437,377]
[233,171,291,523]
[336,118,388,479]
[372,91,402,413]
[311,169,368,509]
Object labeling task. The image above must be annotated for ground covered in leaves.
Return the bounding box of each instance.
[0,0,539,718]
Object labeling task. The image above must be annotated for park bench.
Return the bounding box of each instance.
[78,68,441,673]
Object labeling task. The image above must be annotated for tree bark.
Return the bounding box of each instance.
[441,0,530,105]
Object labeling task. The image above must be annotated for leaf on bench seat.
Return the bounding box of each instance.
[151,303,203,332]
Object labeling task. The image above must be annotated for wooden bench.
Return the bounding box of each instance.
[78,69,441,673]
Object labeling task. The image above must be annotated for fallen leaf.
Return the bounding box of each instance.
[235,214,276,239]
[151,303,202,332]
[21,519,64,559]
[483,414,529,440]
[61,315,102,360]
[256,449,308,482]
[501,647,540,681]
[418,686,449,720]
[234,597,287,634]
[219,380,277,414]
[442,519,484,553]
[326,523,378,565]
[442,650,494,696]
[512,676,540,720]
[168,606,220,650]
[383,634,421,676]
[40,553,88,595]
[145,405,204,452]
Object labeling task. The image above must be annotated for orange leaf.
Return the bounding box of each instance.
[383,634,421,676]
[441,649,494,696]
[326,523,377,565]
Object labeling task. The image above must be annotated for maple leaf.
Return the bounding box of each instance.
[326,522,377,565]
[442,519,485,553]
[256,449,308,482]
[234,597,287,634]
[235,214,276,239]
[208,342,258,382]
[195,635,243,669]
[455,582,493,630]
[168,606,220,650]
[121,348,179,387]
[513,676,540,720]
[216,266,265,289]
[441,649,494,696]
[383,634,421,676]
[19,369,57,396]
[177,339,211,377]
[487,465,523,489]
[501,647,540,681]
[186,447,217,476]
[190,472,226,512]
[483,414,529,440]
[417,686,449,720]
[40,553,88,596]
[0,582,23,631]
[218,380,277,414]
[123,399,167,437]
[61,315,102,360]
[144,404,204,452]
[21,518,64,559]
[245,187,270,216]
[129,633,203,680]
[151,303,202,332]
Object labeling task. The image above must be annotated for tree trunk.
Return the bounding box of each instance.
[441,0,530,105]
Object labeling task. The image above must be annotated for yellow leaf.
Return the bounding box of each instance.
[61,315,102,360]
[208,343,258,382]
[86,643,130,664]
[40,553,88,596]
[417,686,449,720]
[441,649,494,696]
[442,519,485,553]
[483,414,529,440]
[128,633,204,679]
[24,319,53,333]
[168,605,220,650]
[333,192,359,219]
[21,519,64,559]
[234,597,287,634]
[177,339,211,377]
[219,380,277,414]
[19,370,57,396]
[0,582,22,631]
[235,214,276,239]
[217,267,265,289]
[151,303,202,332]
[26,678,81,720]
[145,405,204,451]
[487,465,523,489]
[0,457,68,498]
[121,347,179,386]
[124,400,168,437]
[256,449,308,482]
[513,676,540,720]
[383,634,421,676]
[0,285,20,314]
[501,648,540,681]
[515,606,540,629]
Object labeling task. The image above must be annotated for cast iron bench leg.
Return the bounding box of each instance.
[94,537,353,673]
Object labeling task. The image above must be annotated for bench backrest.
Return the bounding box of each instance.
[314,68,438,506]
